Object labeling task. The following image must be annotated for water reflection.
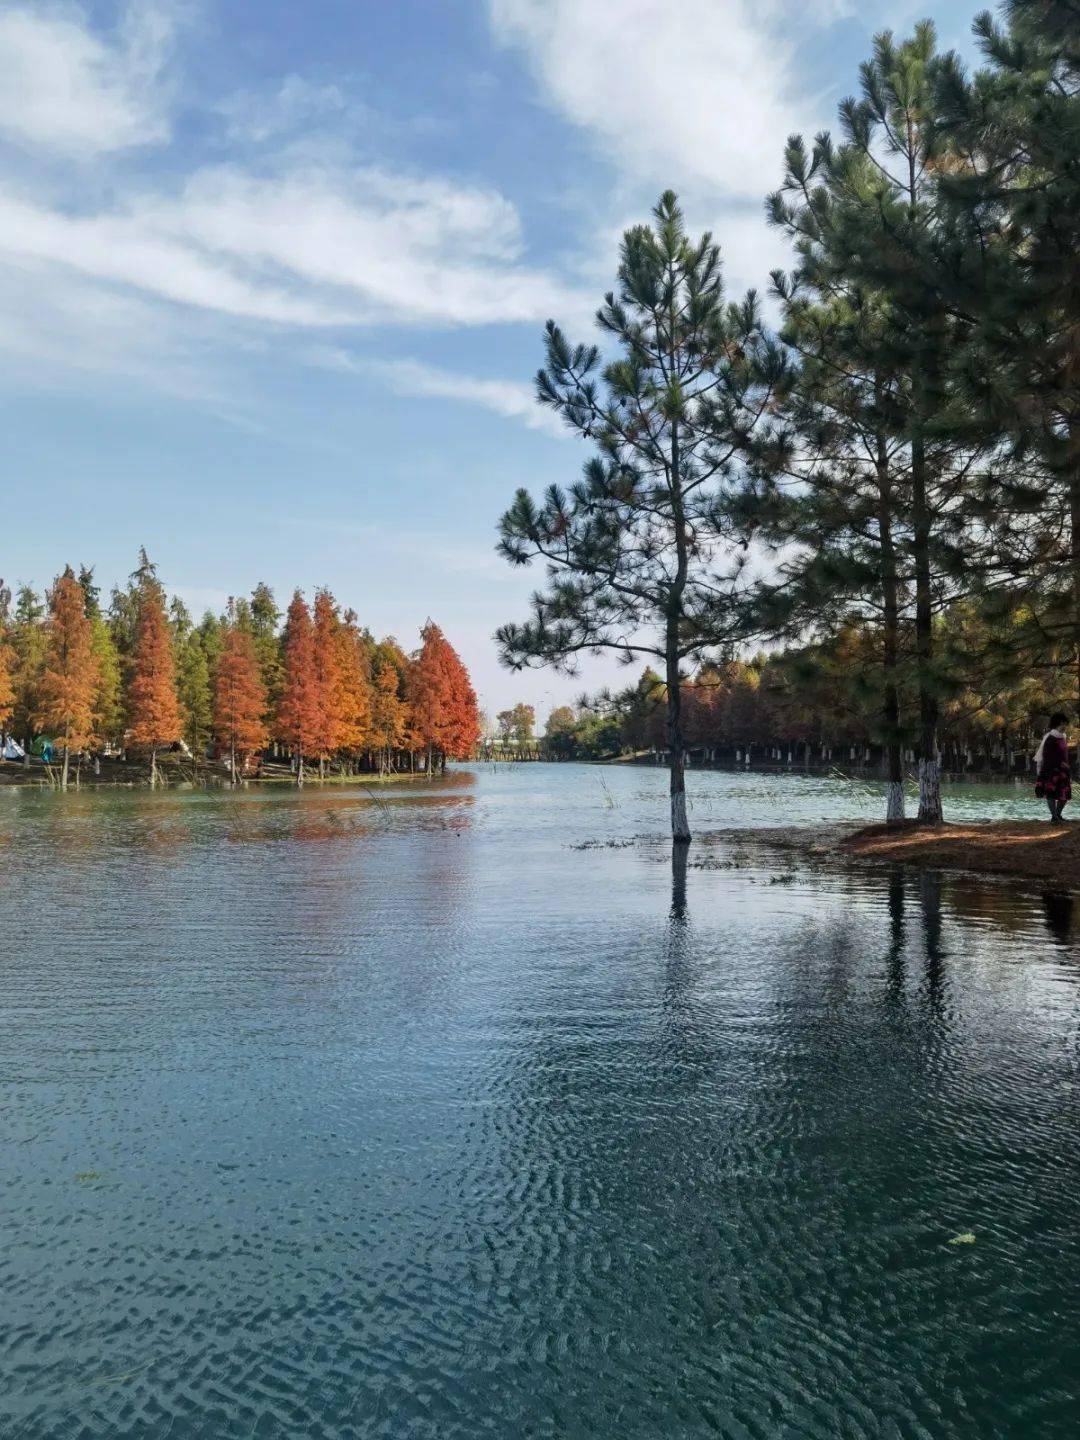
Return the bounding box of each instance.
[4,771,1080,1438]
[1042,890,1075,944]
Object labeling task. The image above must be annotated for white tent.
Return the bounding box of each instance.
[1,736,25,761]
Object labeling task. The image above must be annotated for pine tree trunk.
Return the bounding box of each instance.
[150,745,157,790]
[61,744,70,792]
[912,423,941,824]
[904,145,941,826]
[667,420,691,846]
[1070,451,1080,715]
[665,633,690,845]
[876,425,906,824]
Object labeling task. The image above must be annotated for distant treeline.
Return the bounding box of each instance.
[0,551,480,789]
[536,604,1062,777]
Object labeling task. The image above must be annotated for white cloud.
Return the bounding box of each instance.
[0,163,584,330]
[312,350,566,437]
[488,0,837,201]
[383,358,565,436]
[486,0,868,297]
[0,2,178,157]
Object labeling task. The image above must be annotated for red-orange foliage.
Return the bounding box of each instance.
[335,609,373,757]
[312,589,344,762]
[0,637,15,735]
[214,624,268,770]
[370,662,406,756]
[37,568,98,773]
[277,591,321,771]
[409,620,482,763]
[128,576,182,769]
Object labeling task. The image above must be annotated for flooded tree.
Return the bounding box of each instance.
[497,192,786,844]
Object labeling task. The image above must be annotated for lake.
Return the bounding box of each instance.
[3,763,1080,1437]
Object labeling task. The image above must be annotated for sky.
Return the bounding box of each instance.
[0,0,979,723]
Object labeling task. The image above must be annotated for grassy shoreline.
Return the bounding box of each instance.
[0,757,428,789]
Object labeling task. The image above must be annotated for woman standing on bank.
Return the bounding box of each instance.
[1035,712,1072,823]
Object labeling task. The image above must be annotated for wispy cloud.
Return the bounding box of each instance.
[488,0,850,201]
[0,1,179,157]
[0,162,584,329]
[486,0,865,293]
[311,349,566,437]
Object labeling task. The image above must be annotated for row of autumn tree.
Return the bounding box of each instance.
[0,553,481,789]
[496,1,1080,841]
[542,603,1065,766]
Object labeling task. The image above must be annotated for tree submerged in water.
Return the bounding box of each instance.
[496,192,786,844]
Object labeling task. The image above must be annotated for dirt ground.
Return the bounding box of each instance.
[715,817,1080,889]
[838,819,1080,887]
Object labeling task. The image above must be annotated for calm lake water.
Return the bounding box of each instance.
[3,764,1080,1438]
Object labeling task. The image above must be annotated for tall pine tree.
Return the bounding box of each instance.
[497,192,786,843]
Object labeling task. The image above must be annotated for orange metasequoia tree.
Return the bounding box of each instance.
[312,589,345,778]
[334,608,373,772]
[0,631,15,741]
[409,620,481,774]
[36,567,98,790]
[127,568,181,788]
[370,662,406,773]
[277,590,321,786]
[214,619,268,784]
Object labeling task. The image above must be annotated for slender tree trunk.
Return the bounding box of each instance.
[61,744,70,793]
[912,418,941,824]
[665,634,690,844]
[876,424,905,823]
[667,419,691,845]
[230,739,237,786]
[1070,439,1080,715]
[904,143,941,826]
[296,750,304,788]
[910,365,944,829]
[150,745,158,790]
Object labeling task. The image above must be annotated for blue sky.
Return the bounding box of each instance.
[1,0,977,720]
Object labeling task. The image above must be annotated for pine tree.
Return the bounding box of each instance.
[249,582,283,730]
[176,632,213,770]
[933,2,1080,704]
[127,568,181,787]
[334,609,373,768]
[77,565,101,619]
[198,610,225,676]
[768,25,986,823]
[89,615,123,752]
[744,148,919,819]
[496,192,786,843]
[37,568,98,789]
[214,621,267,783]
[277,591,320,786]
[11,585,47,763]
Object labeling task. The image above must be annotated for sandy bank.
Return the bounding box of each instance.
[716,819,1080,889]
